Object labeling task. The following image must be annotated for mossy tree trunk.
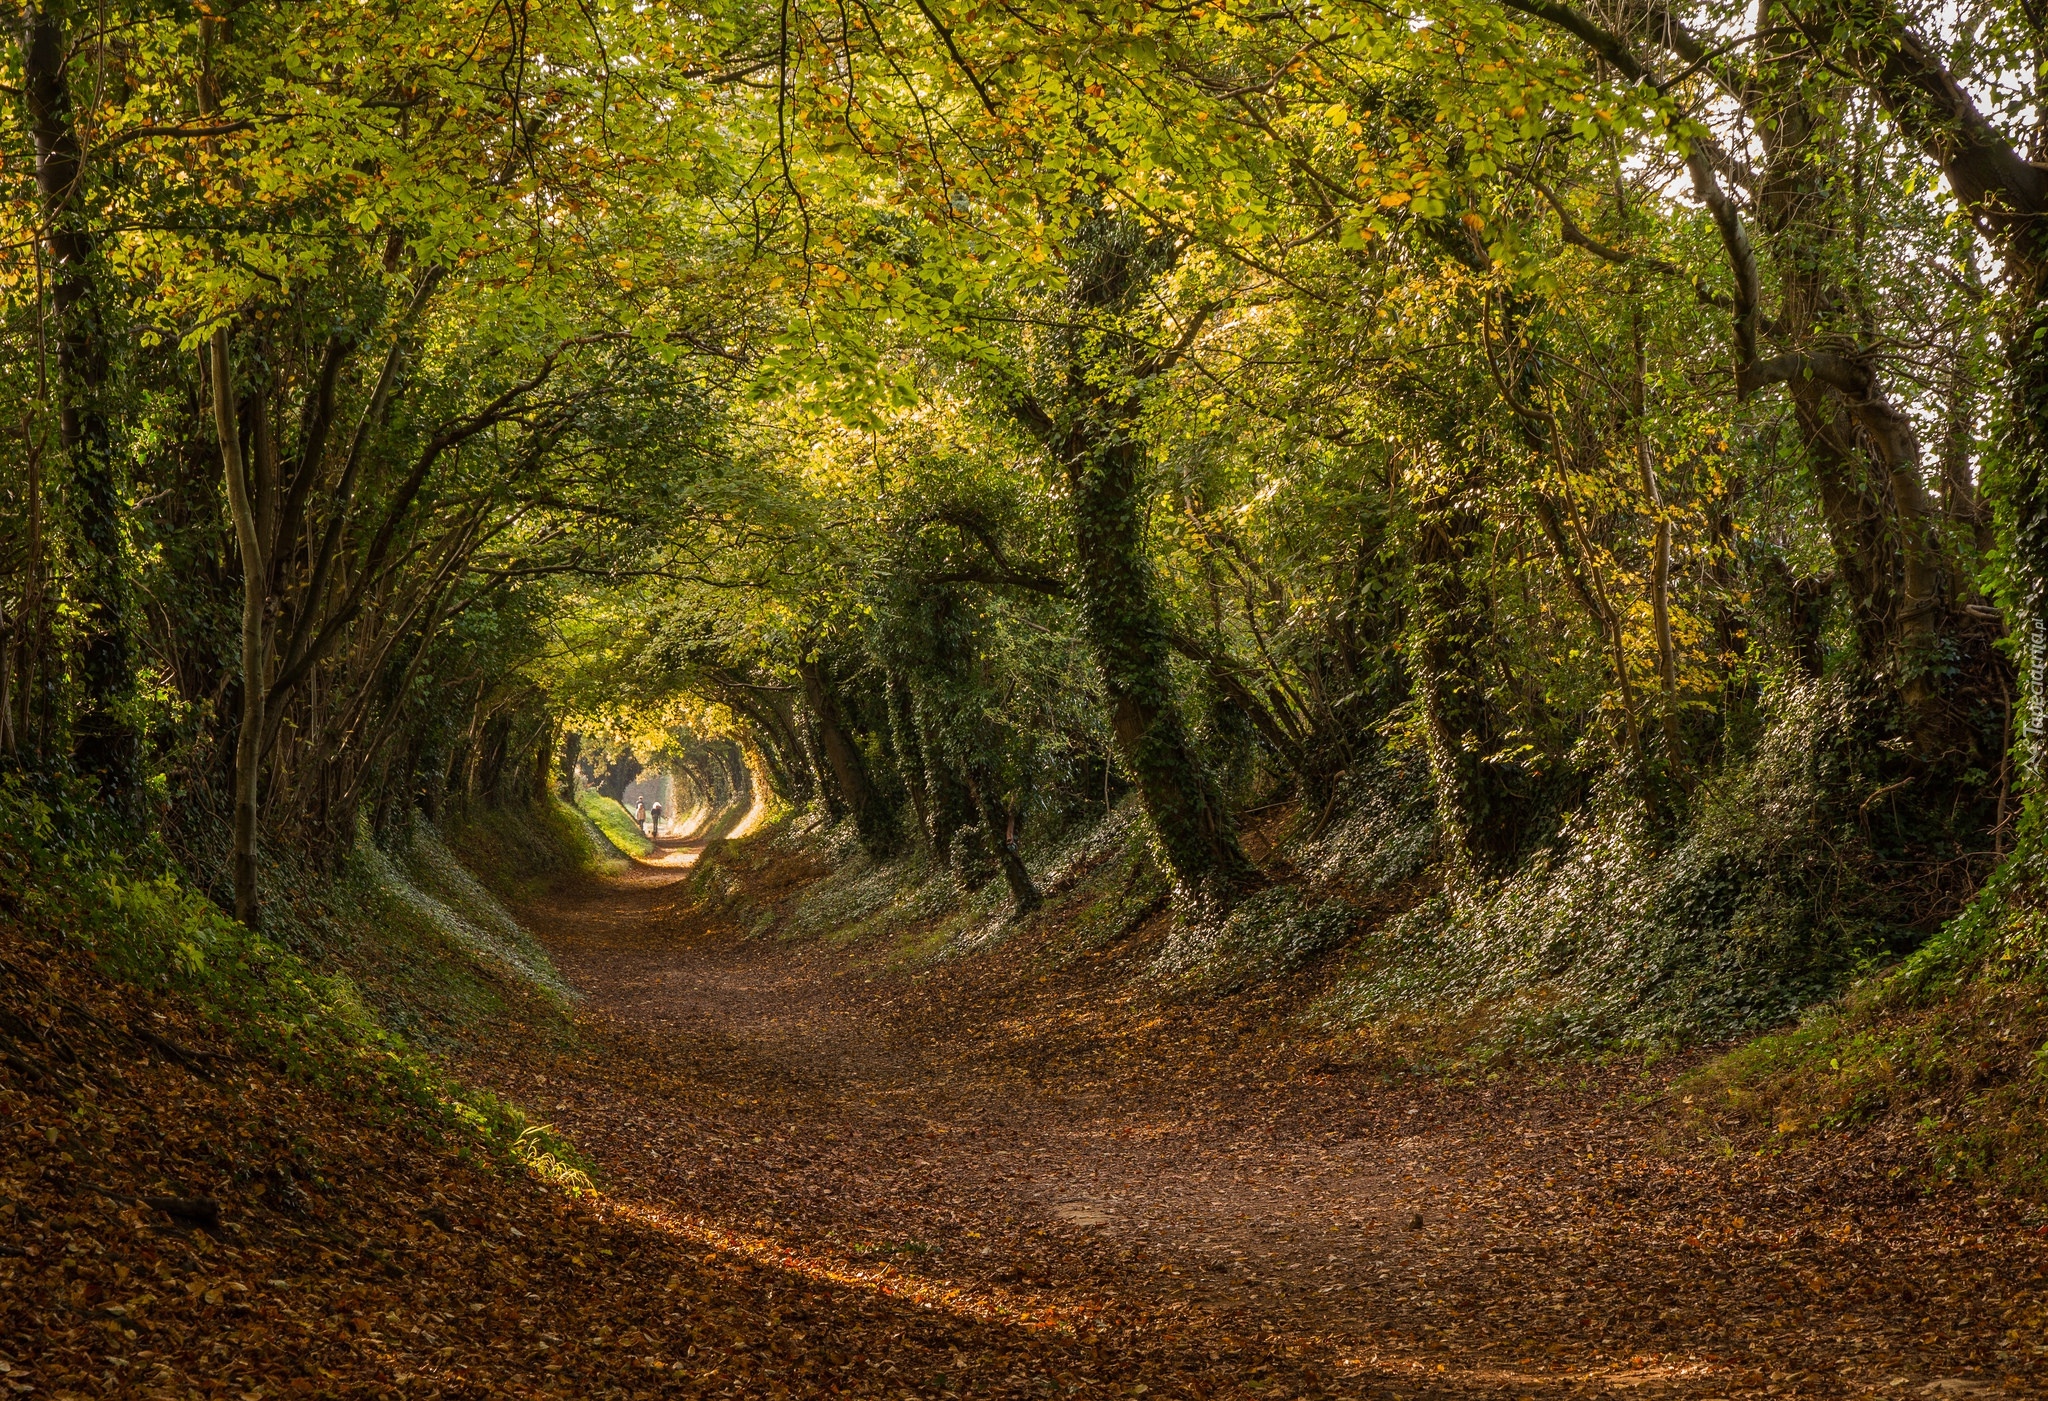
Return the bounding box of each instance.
[799,655,900,857]
[207,327,267,925]
[738,685,815,807]
[912,692,975,866]
[21,1,135,806]
[1011,214,1257,911]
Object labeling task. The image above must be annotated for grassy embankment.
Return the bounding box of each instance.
[575,788,657,857]
[0,781,603,1178]
[1685,856,2048,1199]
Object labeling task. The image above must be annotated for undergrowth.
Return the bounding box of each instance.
[727,799,1163,965]
[1684,827,2048,1202]
[1154,886,1355,994]
[1312,683,1927,1054]
[702,685,1954,1054]
[0,776,592,1189]
[444,795,615,899]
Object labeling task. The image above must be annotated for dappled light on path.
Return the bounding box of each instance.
[607,1197,1102,1332]
[598,1195,1748,1398]
[466,829,2048,1400]
[635,790,770,869]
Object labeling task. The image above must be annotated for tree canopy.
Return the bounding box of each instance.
[5,0,2045,961]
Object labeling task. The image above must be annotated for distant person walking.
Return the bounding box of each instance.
[650,801,663,838]
[635,798,646,832]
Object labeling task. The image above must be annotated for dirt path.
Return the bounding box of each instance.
[463,830,2048,1401]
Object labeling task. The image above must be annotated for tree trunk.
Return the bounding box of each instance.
[723,741,754,816]
[724,686,809,806]
[1410,459,1522,872]
[886,673,933,852]
[1784,1,2048,778]
[21,1,134,804]
[530,730,551,804]
[2010,297,2048,783]
[912,692,974,864]
[759,688,818,805]
[209,328,267,927]
[476,712,513,803]
[755,738,795,803]
[559,729,582,802]
[1633,315,1684,775]
[1940,249,1994,562]
[597,752,642,802]
[1060,416,1257,906]
[1021,215,1257,910]
[967,765,1040,915]
[803,712,845,819]
[798,656,899,857]
[739,706,799,802]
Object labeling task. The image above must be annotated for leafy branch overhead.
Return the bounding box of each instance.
[2,0,2047,1214]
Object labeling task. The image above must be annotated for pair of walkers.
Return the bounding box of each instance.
[634,798,664,837]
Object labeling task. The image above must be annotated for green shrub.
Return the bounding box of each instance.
[452,1089,596,1191]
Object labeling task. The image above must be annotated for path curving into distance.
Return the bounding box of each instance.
[460,825,2044,1400]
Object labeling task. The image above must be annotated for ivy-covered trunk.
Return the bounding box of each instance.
[1409,458,1521,873]
[721,742,753,814]
[885,674,934,852]
[1020,213,1258,911]
[744,687,816,807]
[21,2,134,805]
[2009,292,2048,787]
[207,328,266,925]
[802,712,846,820]
[968,763,1040,915]
[912,692,974,866]
[1061,413,1257,906]
[798,656,900,857]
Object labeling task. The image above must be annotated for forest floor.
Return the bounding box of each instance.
[6,818,2047,1400]
[456,823,2047,1400]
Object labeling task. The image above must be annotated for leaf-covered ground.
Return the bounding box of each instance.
[6,828,2047,1399]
